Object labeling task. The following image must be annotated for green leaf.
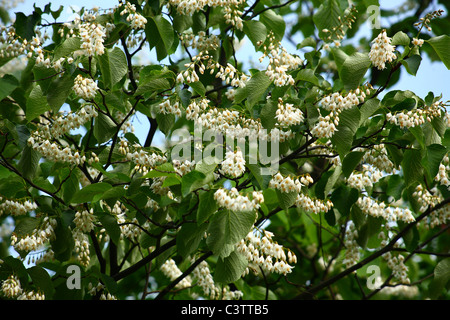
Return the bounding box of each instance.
[296,69,320,86]
[189,81,206,97]
[98,47,128,89]
[13,11,40,40]
[99,273,118,294]
[53,37,81,61]
[386,174,404,201]
[0,74,19,101]
[428,258,450,299]
[206,209,256,257]
[27,266,55,298]
[313,0,344,40]
[331,185,359,216]
[391,31,410,46]
[402,149,423,187]
[177,222,208,259]
[423,144,447,181]
[136,78,172,97]
[243,20,267,47]
[276,190,298,211]
[155,112,175,135]
[359,98,380,125]
[18,145,40,180]
[401,223,419,252]
[94,112,117,144]
[145,15,175,61]
[50,217,74,262]
[331,47,349,72]
[214,250,248,284]
[181,170,206,197]
[401,55,422,76]
[259,9,285,40]
[46,74,74,112]
[426,35,450,70]
[71,182,113,203]
[26,85,51,121]
[342,151,364,178]
[260,99,278,130]
[234,71,272,107]
[325,165,342,198]
[14,217,40,238]
[197,189,218,225]
[340,52,371,90]
[98,213,121,245]
[331,106,361,157]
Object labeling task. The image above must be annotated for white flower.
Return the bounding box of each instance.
[220,147,246,178]
[72,74,98,100]
[214,188,263,212]
[369,30,397,70]
[269,172,303,193]
[411,38,424,47]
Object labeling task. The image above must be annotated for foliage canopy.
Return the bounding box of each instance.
[0,0,449,300]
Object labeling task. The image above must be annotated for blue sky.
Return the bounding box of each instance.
[11,0,450,145]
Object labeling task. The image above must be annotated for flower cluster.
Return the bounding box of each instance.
[312,87,370,139]
[119,1,147,30]
[413,184,449,229]
[27,133,86,166]
[346,164,383,191]
[192,259,243,300]
[411,38,424,47]
[295,193,333,214]
[413,9,444,32]
[73,209,96,233]
[177,51,249,88]
[435,155,450,189]
[214,188,264,212]
[386,101,445,129]
[10,217,57,252]
[0,197,37,217]
[36,104,98,139]
[168,0,246,31]
[236,230,296,276]
[185,98,295,143]
[311,114,338,139]
[219,147,246,178]
[259,32,303,87]
[72,230,91,266]
[0,25,48,62]
[79,20,106,56]
[321,6,358,50]
[173,159,196,176]
[17,290,45,300]
[356,196,415,224]
[269,172,303,193]
[160,258,192,289]
[157,99,182,117]
[380,232,410,284]
[180,31,220,52]
[342,221,360,268]
[1,275,22,298]
[275,98,304,128]
[124,146,167,175]
[369,30,397,70]
[360,144,396,173]
[73,74,99,100]
[223,3,245,31]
